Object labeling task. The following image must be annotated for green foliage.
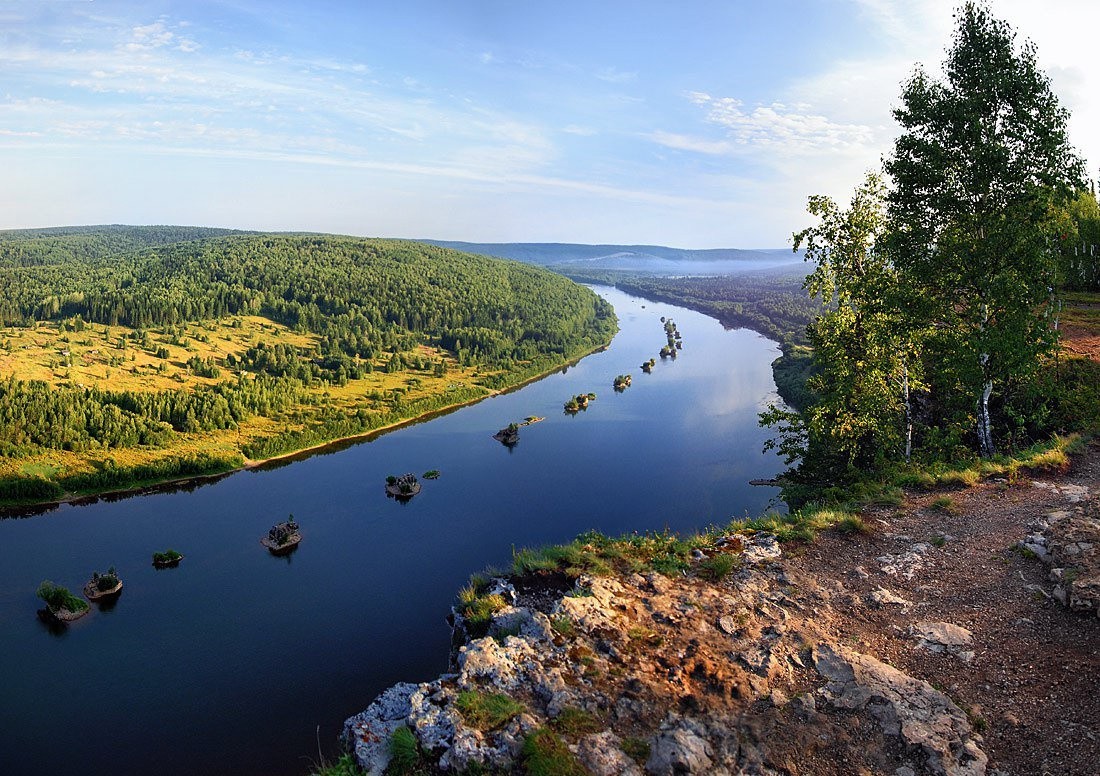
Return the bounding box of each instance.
[727,507,860,545]
[0,228,618,500]
[520,728,588,776]
[386,727,428,776]
[620,736,651,766]
[455,691,524,732]
[550,707,602,739]
[886,2,1084,459]
[456,583,508,638]
[764,5,1094,500]
[152,549,182,564]
[698,553,740,581]
[35,580,89,614]
[91,567,120,591]
[550,616,575,637]
[835,514,871,535]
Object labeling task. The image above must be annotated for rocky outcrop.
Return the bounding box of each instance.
[1023,496,1100,616]
[343,532,988,774]
[813,643,987,775]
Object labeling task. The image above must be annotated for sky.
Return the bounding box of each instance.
[2,0,1098,248]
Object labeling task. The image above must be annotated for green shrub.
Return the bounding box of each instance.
[550,616,575,637]
[699,553,739,581]
[835,514,870,535]
[455,691,524,731]
[36,580,89,614]
[930,496,959,515]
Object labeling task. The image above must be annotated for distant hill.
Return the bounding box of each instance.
[422,241,801,276]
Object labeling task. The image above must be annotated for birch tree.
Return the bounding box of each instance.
[885,2,1083,458]
[788,173,915,476]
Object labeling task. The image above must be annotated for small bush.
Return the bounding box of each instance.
[455,691,524,731]
[698,553,739,581]
[456,589,507,638]
[936,469,980,488]
[835,514,870,535]
[36,580,89,614]
[550,616,575,637]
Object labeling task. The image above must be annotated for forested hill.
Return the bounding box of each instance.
[0,224,252,266]
[0,228,617,504]
[0,232,616,367]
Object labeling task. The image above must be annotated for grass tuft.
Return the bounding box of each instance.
[698,553,740,581]
[455,691,524,732]
[521,728,588,776]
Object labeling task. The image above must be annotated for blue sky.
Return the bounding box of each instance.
[2,0,1097,247]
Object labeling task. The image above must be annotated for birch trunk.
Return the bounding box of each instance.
[977,302,995,458]
[902,359,912,464]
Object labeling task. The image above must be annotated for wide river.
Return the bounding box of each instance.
[0,286,784,776]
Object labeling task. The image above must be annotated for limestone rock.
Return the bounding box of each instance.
[646,715,717,775]
[742,533,782,566]
[813,643,987,775]
[577,730,644,776]
[911,621,975,661]
[877,543,932,579]
[869,587,912,608]
[341,682,418,775]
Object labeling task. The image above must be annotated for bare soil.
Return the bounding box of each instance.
[787,439,1100,775]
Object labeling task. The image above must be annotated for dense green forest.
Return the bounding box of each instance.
[0,229,616,503]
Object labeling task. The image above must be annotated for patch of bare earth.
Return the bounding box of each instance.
[791,439,1100,775]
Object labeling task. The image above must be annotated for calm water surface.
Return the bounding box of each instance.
[0,287,784,776]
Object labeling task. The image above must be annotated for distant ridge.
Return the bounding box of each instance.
[422,240,790,265]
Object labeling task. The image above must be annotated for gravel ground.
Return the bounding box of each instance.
[786,439,1100,776]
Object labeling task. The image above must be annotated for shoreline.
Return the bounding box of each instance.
[0,341,613,515]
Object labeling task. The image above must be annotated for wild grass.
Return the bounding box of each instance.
[455,691,524,732]
[307,753,363,776]
[521,728,587,776]
[550,707,602,739]
[699,552,740,581]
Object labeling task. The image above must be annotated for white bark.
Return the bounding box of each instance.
[902,360,912,464]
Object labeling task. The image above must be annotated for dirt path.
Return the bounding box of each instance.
[787,440,1100,775]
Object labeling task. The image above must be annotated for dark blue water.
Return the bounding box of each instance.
[0,287,783,776]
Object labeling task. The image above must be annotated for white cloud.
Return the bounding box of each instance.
[679,92,876,155]
[595,67,636,84]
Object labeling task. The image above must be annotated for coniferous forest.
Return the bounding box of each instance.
[0,227,617,503]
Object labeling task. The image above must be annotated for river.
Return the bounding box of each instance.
[0,286,784,776]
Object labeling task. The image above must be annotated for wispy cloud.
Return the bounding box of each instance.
[595,67,636,84]
[685,92,876,154]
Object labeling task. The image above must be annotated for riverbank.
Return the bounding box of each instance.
[0,340,614,514]
[341,440,1100,774]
